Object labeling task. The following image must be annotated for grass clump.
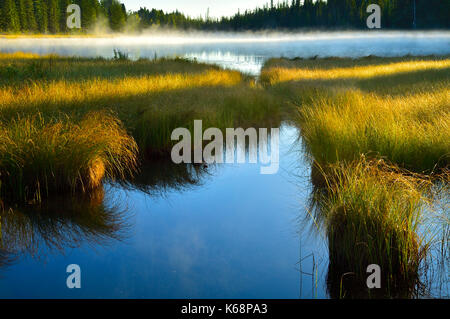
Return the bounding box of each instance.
[297,88,449,174]
[0,111,137,203]
[0,52,284,202]
[261,57,450,85]
[263,56,450,298]
[132,85,283,156]
[311,158,432,298]
[262,55,450,175]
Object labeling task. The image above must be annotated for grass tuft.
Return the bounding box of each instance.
[0,111,137,202]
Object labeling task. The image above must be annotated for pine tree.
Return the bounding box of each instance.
[34,0,48,33]
[109,0,126,31]
[17,0,28,31]
[1,0,21,31]
[47,0,60,33]
[22,0,38,31]
[59,0,70,32]
[80,0,98,30]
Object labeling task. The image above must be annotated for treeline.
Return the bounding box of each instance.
[0,0,128,33]
[1,0,449,33]
[211,0,450,30]
[136,0,449,31]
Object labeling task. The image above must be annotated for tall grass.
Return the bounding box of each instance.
[0,52,284,202]
[0,52,282,153]
[263,56,450,174]
[132,85,283,155]
[0,111,137,202]
[263,56,450,297]
[297,88,449,174]
[261,58,450,85]
[311,158,432,298]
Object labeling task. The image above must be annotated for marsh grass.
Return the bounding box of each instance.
[262,56,450,175]
[297,88,449,174]
[264,56,450,297]
[0,52,284,202]
[133,85,283,155]
[0,111,137,202]
[310,157,433,298]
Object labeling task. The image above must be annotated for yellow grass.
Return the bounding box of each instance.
[0,70,243,113]
[0,52,282,201]
[263,56,450,174]
[262,59,450,85]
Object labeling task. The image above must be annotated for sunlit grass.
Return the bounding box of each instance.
[297,88,450,174]
[263,56,450,175]
[264,56,450,297]
[0,34,109,39]
[0,111,137,202]
[0,52,283,201]
[0,52,50,59]
[0,70,242,114]
[311,157,432,298]
[262,56,450,85]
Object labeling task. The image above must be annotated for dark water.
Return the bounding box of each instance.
[0,125,332,298]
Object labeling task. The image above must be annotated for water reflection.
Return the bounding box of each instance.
[303,164,449,299]
[0,188,129,258]
[1,31,449,75]
[0,122,445,298]
[120,160,213,196]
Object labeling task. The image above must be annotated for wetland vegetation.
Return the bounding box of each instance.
[0,50,448,298]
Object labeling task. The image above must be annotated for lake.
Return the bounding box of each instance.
[0,32,448,298]
[1,31,449,74]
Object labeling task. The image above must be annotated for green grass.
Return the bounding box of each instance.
[311,158,432,298]
[0,52,283,202]
[263,55,450,298]
[262,55,450,174]
[0,111,137,203]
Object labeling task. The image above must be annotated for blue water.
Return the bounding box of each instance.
[0,125,329,298]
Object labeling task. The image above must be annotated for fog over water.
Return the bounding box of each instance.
[1,31,449,74]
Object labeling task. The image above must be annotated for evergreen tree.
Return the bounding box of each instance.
[17,0,28,31]
[35,0,49,33]
[108,0,126,31]
[1,0,21,32]
[23,0,38,31]
[47,0,60,33]
[59,0,70,32]
[79,0,98,30]
[1,0,448,34]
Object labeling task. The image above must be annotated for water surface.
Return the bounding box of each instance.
[0,125,331,298]
[1,31,449,74]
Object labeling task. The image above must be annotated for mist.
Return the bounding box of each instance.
[1,30,449,74]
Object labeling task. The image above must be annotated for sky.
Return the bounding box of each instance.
[121,0,272,18]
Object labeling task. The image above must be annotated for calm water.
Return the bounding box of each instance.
[1,31,449,74]
[0,32,448,298]
[0,125,331,298]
